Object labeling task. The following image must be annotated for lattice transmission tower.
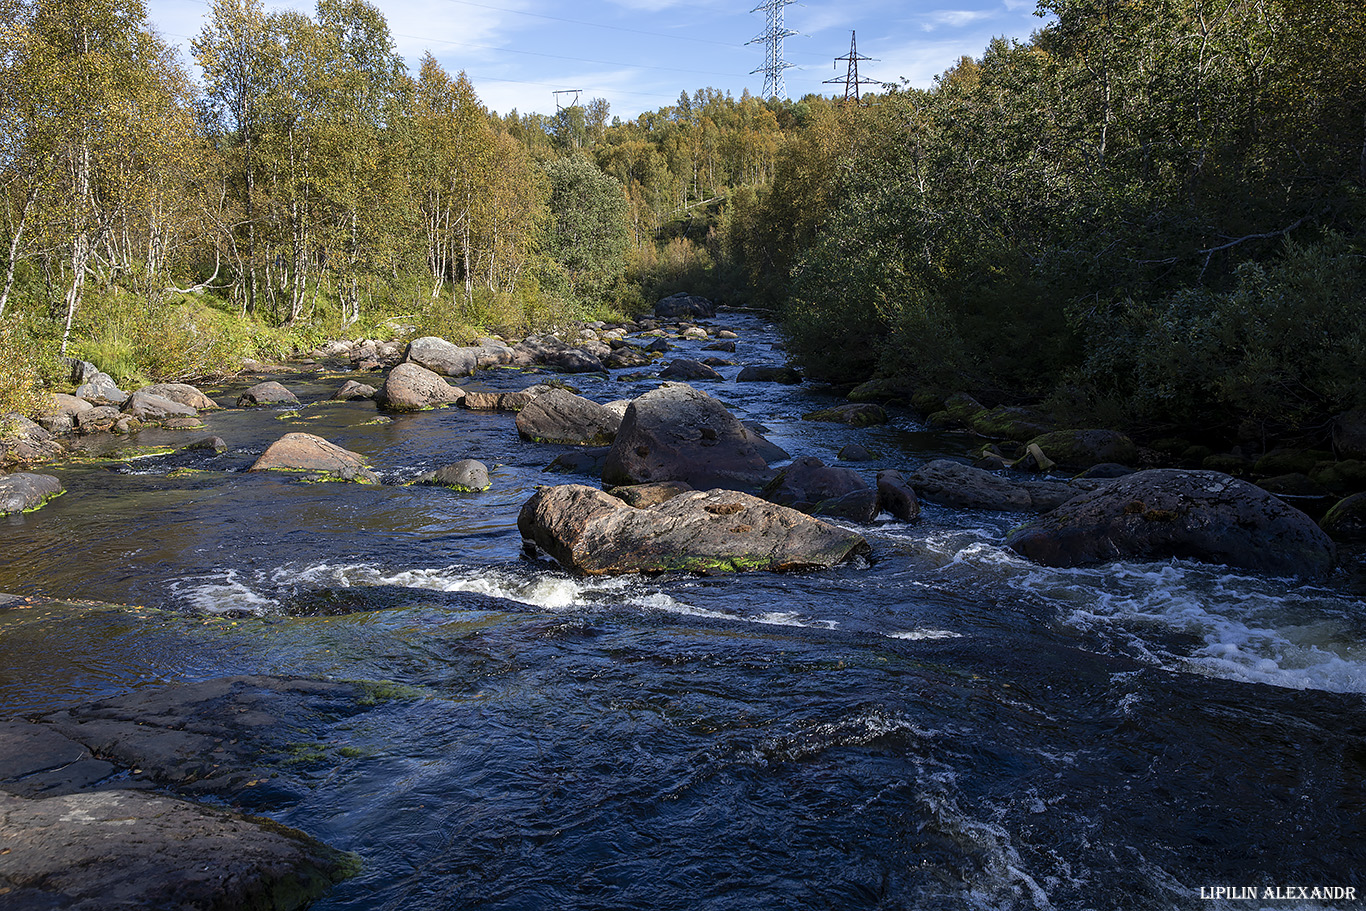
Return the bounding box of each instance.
[748,0,797,99]
[824,31,879,102]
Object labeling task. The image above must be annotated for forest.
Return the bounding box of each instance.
[1,0,1364,450]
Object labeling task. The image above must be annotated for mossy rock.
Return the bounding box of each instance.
[1257,473,1329,498]
[847,376,917,404]
[1203,453,1253,475]
[1028,429,1138,469]
[1254,448,1334,477]
[969,406,1055,443]
[910,390,946,415]
[1310,460,1366,494]
[1320,492,1366,543]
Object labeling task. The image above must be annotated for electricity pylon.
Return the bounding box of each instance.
[748,0,797,99]
[824,31,878,102]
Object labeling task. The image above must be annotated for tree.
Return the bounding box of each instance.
[543,155,630,304]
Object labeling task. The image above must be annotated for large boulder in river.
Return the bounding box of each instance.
[1005,469,1337,578]
[660,358,724,382]
[908,459,1095,512]
[375,363,465,411]
[1027,429,1138,470]
[139,382,220,411]
[123,389,199,422]
[655,292,715,319]
[518,484,870,575]
[1320,492,1366,544]
[602,383,774,491]
[0,472,63,515]
[515,388,621,446]
[876,469,920,522]
[0,790,356,910]
[763,457,878,522]
[236,381,299,407]
[404,336,480,377]
[250,432,379,483]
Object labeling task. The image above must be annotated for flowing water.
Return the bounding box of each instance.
[2,313,1364,910]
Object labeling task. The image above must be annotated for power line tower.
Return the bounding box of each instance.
[747,0,797,99]
[552,89,582,112]
[824,31,878,102]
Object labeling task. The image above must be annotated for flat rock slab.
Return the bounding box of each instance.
[1006,469,1337,579]
[0,473,63,516]
[518,484,870,575]
[0,789,356,911]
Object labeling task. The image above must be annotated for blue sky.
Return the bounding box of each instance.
[145,0,1051,120]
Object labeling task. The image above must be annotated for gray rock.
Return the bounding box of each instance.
[603,383,774,491]
[1006,469,1337,579]
[375,363,465,411]
[236,381,299,407]
[138,383,219,411]
[907,459,1095,512]
[0,473,63,516]
[1320,492,1366,544]
[660,358,724,381]
[838,443,875,462]
[404,336,480,377]
[876,469,921,522]
[763,457,879,522]
[37,393,93,434]
[608,481,694,508]
[655,292,715,319]
[123,390,199,421]
[1028,429,1138,469]
[0,789,356,909]
[249,432,379,483]
[518,484,869,575]
[515,388,621,446]
[74,370,127,406]
[330,380,376,401]
[545,447,610,476]
[414,459,491,492]
[0,415,65,464]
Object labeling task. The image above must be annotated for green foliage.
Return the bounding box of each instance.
[543,155,631,306]
[0,314,59,419]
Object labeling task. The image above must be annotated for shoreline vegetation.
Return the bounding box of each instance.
[2,0,1364,479]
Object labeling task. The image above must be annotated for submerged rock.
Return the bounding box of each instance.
[0,472,63,516]
[1006,469,1337,578]
[602,383,774,491]
[250,432,379,483]
[0,790,356,911]
[518,484,869,575]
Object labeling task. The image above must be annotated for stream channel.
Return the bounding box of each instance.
[2,312,1365,910]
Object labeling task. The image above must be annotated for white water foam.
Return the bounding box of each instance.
[168,570,281,614]
[886,629,964,640]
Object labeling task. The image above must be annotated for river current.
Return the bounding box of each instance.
[2,313,1364,910]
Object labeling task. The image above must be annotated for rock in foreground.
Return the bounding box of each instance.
[0,790,356,911]
[518,484,869,575]
[1006,469,1336,578]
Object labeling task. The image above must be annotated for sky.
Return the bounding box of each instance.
[144,0,1052,121]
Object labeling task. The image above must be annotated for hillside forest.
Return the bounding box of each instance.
[1,0,1364,451]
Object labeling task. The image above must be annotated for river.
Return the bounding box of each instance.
[2,312,1364,910]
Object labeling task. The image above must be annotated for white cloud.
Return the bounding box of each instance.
[919,9,996,31]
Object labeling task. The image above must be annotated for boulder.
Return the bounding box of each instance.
[545,447,610,477]
[660,358,724,382]
[1028,430,1138,469]
[330,380,376,401]
[38,393,94,434]
[518,484,870,575]
[74,405,133,435]
[236,381,299,407]
[249,432,379,483]
[413,459,490,492]
[609,481,694,508]
[763,457,879,522]
[907,459,1095,512]
[681,326,709,340]
[655,292,715,319]
[837,443,875,462]
[736,365,802,384]
[181,436,228,453]
[643,337,671,354]
[74,369,127,406]
[876,470,920,521]
[375,363,465,411]
[0,472,63,516]
[1320,492,1366,544]
[847,377,917,404]
[462,385,550,413]
[515,388,621,446]
[0,415,64,465]
[703,340,737,353]
[1005,469,1337,579]
[0,790,355,910]
[139,383,219,411]
[1332,407,1366,460]
[716,329,738,340]
[603,383,774,491]
[604,347,653,370]
[123,389,199,422]
[404,336,480,377]
[802,403,888,427]
[514,336,607,373]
